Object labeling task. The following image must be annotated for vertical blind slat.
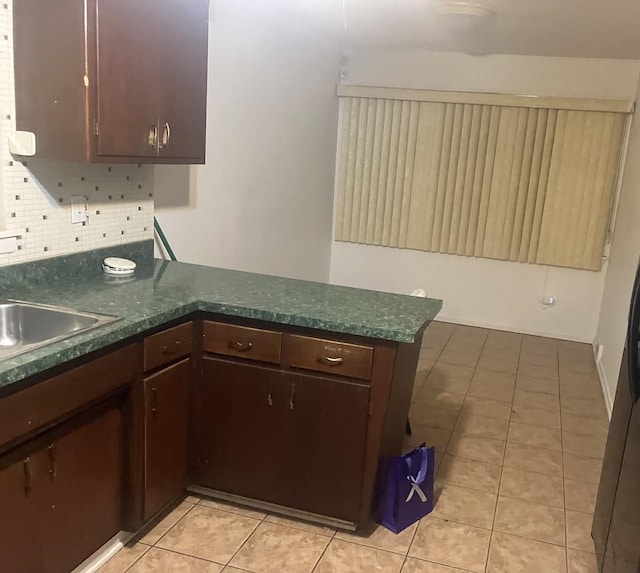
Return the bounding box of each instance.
[380,101,402,245]
[509,108,537,260]
[474,106,501,257]
[405,103,431,248]
[448,104,473,254]
[335,98,351,240]
[465,105,491,256]
[440,104,465,252]
[527,109,557,263]
[518,109,546,261]
[373,100,394,244]
[347,99,367,242]
[398,102,421,247]
[364,100,385,243]
[422,103,447,251]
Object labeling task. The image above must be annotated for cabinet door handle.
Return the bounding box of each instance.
[267,379,273,407]
[151,386,158,415]
[47,443,56,480]
[147,125,158,148]
[228,340,253,352]
[162,341,182,355]
[317,355,343,367]
[289,381,296,411]
[160,122,171,148]
[23,457,32,496]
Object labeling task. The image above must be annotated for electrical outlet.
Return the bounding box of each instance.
[70,195,88,224]
[540,295,556,308]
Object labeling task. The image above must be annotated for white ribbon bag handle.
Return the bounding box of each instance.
[405,475,428,503]
[404,447,429,503]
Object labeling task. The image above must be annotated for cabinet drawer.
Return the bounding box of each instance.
[288,335,373,381]
[144,322,193,372]
[202,321,282,364]
[0,345,138,451]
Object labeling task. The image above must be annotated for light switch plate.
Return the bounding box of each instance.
[70,195,88,224]
[0,236,17,254]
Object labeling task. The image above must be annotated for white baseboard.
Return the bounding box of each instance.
[434,315,591,343]
[592,339,614,420]
[71,531,133,573]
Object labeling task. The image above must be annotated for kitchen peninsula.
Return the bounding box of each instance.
[0,240,441,573]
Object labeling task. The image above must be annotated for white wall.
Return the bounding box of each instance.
[330,49,640,341]
[594,76,640,414]
[154,0,341,282]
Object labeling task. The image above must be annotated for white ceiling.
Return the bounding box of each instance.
[294,0,640,60]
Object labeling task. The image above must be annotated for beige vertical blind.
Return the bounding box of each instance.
[335,86,631,271]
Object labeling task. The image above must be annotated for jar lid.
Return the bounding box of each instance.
[103,257,137,271]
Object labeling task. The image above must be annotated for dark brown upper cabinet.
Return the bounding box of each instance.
[13,0,209,164]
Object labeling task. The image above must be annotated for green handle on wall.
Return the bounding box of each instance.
[154,217,177,261]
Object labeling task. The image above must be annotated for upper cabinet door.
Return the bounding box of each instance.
[14,0,209,163]
[95,0,161,158]
[156,0,209,162]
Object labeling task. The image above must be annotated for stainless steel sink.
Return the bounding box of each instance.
[0,300,118,360]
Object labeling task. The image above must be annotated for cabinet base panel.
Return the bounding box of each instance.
[187,485,358,532]
[71,531,133,573]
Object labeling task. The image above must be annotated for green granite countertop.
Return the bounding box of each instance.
[0,242,441,391]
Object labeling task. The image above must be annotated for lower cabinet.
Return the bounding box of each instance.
[0,316,416,568]
[0,454,43,573]
[194,358,288,505]
[194,357,370,521]
[144,358,191,520]
[283,370,370,520]
[0,402,123,573]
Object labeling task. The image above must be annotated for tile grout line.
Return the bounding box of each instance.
[408,322,458,569]
[139,545,229,569]
[410,326,486,570]
[143,498,269,571]
[484,333,522,572]
[457,326,493,573]
[557,343,571,573]
[424,512,572,549]
[416,324,491,572]
[403,511,423,567]
[119,544,152,573]
[218,504,271,570]
[120,499,199,572]
[148,501,198,548]
[432,327,483,467]
[309,533,334,573]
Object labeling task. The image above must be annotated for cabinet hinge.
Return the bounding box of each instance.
[93,120,99,136]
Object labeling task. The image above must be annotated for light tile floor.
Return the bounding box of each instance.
[100,321,607,573]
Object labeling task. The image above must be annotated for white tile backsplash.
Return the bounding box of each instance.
[0,0,154,266]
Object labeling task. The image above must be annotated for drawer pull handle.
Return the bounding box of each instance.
[48,443,56,480]
[147,125,158,148]
[151,386,158,415]
[228,340,253,352]
[160,122,171,149]
[23,457,32,496]
[318,355,343,367]
[162,341,182,355]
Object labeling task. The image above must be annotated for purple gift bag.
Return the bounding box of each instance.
[377,443,435,534]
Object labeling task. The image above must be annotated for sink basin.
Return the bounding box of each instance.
[0,301,118,360]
